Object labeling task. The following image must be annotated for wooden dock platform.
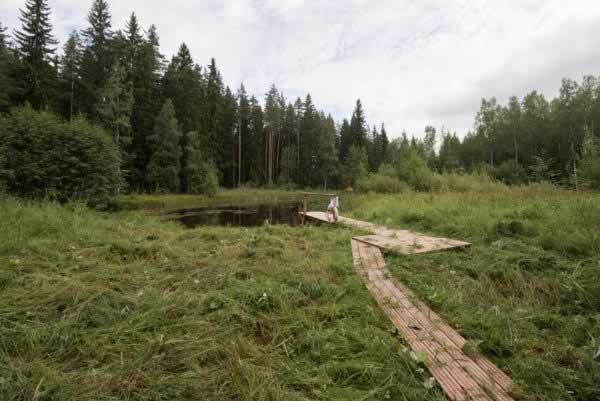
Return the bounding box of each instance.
[301,211,471,255]
[352,239,514,401]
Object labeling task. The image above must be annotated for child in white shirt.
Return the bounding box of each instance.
[327,196,339,223]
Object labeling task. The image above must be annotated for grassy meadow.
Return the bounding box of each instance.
[1,186,599,400]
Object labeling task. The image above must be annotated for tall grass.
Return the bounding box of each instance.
[0,198,445,401]
[345,188,600,401]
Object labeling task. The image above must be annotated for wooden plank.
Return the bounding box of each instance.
[302,211,471,255]
[354,234,471,255]
[350,239,514,401]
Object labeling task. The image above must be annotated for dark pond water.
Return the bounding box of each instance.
[166,202,303,228]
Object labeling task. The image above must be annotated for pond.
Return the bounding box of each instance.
[164,202,304,228]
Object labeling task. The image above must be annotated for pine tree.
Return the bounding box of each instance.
[0,20,20,111]
[264,84,285,182]
[162,43,204,191]
[236,84,250,184]
[59,31,83,120]
[423,125,436,168]
[129,23,164,189]
[318,114,338,189]
[147,99,181,192]
[350,99,367,148]
[380,123,389,164]
[96,63,133,177]
[221,86,238,187]
[248,95,264,183]
[368,125,379,171]
[339,118,352,161]
[0,20,8,49]
[13,0,58,109]
[205,58,225,175]
[123,13,143,75]
[299,94,320,186]
[80,0,113,118]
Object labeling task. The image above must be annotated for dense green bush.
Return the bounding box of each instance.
[394,148,432,191]
[355,173,410,193]
[0,106,121,201]
[188,160,219,196]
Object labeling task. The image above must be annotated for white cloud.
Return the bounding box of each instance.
[2,0,600,138]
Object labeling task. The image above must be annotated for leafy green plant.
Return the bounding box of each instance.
[0,105,120,202]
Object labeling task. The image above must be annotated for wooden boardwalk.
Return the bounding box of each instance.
[302,211,513,400]
[351,239,514,401]
[302,211,471,255]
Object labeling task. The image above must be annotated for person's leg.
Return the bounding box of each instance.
[327,207,332,222]
[333,207,339,222]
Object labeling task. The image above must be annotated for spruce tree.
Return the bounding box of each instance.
[264,84,285,181]
[350,99,367,148]
[96,63,133,176]
[13,0,58,109]
[0,21,19,111]
[0,21,7,49]
[221,86,238,187]
[147,99,181,192]
[380,123,389,164]
[317,114,338,189]
[236,84,250,184]
[205,58,225,177]
[423,125,436,168]
[129,23,164,189]
[339,118,352,161]
[162,43,204,191]
[299,94,320,186]
[59,31,83,120]
[248,95,264,183]
[80,0,113,118]
[124,13,143,75]
[368,125,379,171]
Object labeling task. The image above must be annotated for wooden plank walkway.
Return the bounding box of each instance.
[302,211,471,255]
[351,239,514,401]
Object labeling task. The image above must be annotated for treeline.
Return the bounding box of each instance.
[0,0,390,195]
[1,0,600,199]
[435,78,600,188]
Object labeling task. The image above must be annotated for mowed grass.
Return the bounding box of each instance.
[0,197,445,401]
[345,186,600,401]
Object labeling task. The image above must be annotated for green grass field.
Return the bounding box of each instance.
[1,187,599,400]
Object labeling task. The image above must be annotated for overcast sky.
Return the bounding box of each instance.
[2,0,600,138]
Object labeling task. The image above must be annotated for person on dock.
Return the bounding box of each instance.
[327,195,339,223]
